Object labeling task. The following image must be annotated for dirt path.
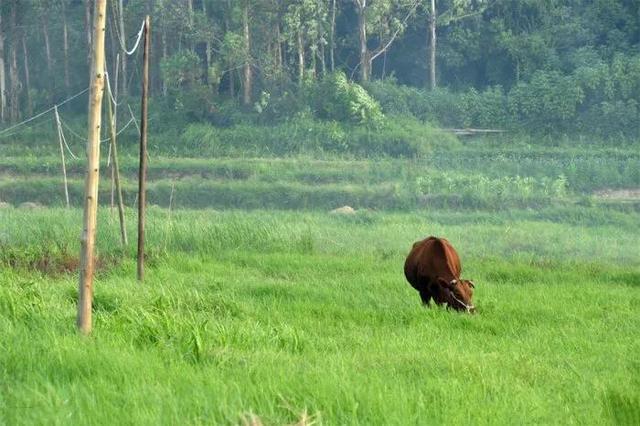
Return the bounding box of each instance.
[593,188,640,200]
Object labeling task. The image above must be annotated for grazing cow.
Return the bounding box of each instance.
[404,236,476,312]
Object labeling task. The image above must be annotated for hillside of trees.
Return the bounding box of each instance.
[0,0,638,144]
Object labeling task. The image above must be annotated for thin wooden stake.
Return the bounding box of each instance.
[107,74,128,246]
[109,54,120,214]
[137,16,150,282]
[77,0,108,335]
[110,147,115,212]
[54,105,70,208]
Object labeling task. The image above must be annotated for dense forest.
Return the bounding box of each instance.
[0,0,639,143]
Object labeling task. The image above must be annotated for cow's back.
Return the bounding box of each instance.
[404,237,461,291]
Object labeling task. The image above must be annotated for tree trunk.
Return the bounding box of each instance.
[242,2,252,106]
[160,0,168,97]
[22,35,32,117]
[0,9,7,123]
[356,3,370,82]
[187,0,194,50]
[428,0,437,89]
[62,0,70,90]
[297,30,305,84]
[203,0,212,84]
[77,0,108,336]
[276,23,283,75]
[224,3,235,97]
[320,41,326,76]
[9,4,20,122]
[330,0,336,72]
[382,50,387,80]
[42,18,53,72]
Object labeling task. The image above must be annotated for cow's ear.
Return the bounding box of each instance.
[438,278,456,289]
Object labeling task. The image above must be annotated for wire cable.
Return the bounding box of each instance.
[0,87,89,138]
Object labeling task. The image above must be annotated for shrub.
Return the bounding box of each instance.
[507,71,585,132]
[312,72,384,126]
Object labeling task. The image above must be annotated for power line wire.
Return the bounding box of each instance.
[113,18,146,56]
[0,87,89,138]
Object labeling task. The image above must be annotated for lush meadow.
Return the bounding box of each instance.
[1,204,639,425]
[1,127,640,425]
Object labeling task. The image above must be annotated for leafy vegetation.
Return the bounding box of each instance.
[0,1,638,141]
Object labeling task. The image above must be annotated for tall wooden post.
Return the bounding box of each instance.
[77,0,107,335]
[137,16,150,282]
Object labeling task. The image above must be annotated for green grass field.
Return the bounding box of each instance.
[1,130,639,424]
[1,206,639,425]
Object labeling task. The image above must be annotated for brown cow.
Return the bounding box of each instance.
[404,236,476,312]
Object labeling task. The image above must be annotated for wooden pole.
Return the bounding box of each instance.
[109,55,120,214]
[77,0,108,335]
[54,105,70,208]
[107,75,128,246]
[137,16,150,282]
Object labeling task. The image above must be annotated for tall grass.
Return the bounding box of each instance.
[0,208,639,424]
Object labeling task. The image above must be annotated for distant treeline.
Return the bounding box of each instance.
[0,1,638,137]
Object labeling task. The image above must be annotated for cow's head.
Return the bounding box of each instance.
[438,278,476,313]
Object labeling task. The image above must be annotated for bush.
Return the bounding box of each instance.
[507,71,585,132]
[312,72,384,126]
[366,80,509,129]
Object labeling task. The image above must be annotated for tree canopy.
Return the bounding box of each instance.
[0,0,638,137]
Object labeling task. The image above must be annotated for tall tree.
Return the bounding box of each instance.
[242,0,252,105]
[21,33,32,117]
[353,0,420,81]
[425,0,489,89]
[8,1,20,122]
[61,0,71,90]
[329,0,337,72]
[0,5,6,123]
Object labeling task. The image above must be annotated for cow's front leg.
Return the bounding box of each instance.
[419,290,432,306]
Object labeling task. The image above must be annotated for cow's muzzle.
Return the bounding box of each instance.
[449,293,475,314]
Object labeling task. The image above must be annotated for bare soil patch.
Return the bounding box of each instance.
[5,254,119,276]
[593,188,640,200]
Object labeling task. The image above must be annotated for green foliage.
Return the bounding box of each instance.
[160,51,213,121]
[367,68,640,137]
[313,72,384,126]
[508,71,585,132]
[160,51,203,89]
[2,0,640,140]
